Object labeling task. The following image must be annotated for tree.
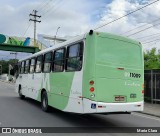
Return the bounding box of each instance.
[0,59,18,75]
[144,48,160,69]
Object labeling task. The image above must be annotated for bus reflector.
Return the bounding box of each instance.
[98,106,102,108]
[142,90,144,94]
[142,84,144,89]
[137,105,141,107]
[98,105,106,108]
[90,80,94,85]
[117,67,124,70]
[90,93,95,98]
[90,87,94,92]
[79,96,83,98]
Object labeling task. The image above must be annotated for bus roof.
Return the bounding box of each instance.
[96,32,140,45]
[19,31,140,62]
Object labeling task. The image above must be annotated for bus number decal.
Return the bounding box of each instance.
[125,72,141,78]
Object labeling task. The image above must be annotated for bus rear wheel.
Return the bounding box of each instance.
[18,85,25,99]
[41,91,49,112]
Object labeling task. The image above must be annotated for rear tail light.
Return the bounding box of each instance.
[142,90,144,94]
[90,87,94,92]
[89,80,94,85]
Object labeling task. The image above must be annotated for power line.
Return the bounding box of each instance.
[36,0,50,11]
[41,0,61,17]
[38,0,53,14]
[121,24,149,35]
[139,34,160,43]
[142,38,160,44]
[93,0,160,30]
[40,0,58,16]
[136,32,160,40]
[22,1,45,38]
[121,17,160,35]
[21,10,35,37]
[126,22,160,37]
[42,0,64,19]
[22,22,31,37]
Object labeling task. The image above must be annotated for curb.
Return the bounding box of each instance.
[136,111,160,118]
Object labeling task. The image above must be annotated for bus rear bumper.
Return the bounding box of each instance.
[83,98,144,114]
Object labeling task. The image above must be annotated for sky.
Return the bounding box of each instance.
[1,0,160,60]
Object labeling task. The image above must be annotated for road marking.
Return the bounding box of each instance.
[132,112,160,122]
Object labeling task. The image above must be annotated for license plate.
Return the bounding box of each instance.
[115,95,125,101]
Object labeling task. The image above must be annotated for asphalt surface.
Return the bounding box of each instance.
[0,81,160,136]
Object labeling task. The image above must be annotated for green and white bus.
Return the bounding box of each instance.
[15,30,144,114]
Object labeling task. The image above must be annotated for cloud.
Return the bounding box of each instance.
[0,0,106,60]
[1,0,160,60]
[96,0,160,50]
[0,0,105,37]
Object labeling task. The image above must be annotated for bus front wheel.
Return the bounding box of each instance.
[41,91,49,112]
[18,85,25,99]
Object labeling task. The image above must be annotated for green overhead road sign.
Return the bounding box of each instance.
[0,44,40,53]
[0,34,41,53]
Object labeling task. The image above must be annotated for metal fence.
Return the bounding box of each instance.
[144,70,160,103]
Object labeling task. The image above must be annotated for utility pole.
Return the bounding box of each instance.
[29,10,41,47]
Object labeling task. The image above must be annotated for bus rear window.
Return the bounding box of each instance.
[96,38,142,67]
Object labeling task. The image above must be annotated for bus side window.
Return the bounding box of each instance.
[30,58,36,73]
[25,59,30,74]
[43,52,52,73]
[35,55,43,73]
[21,61,25,74]
[52,48,65,72]
[19,62,22,74]
[66,43,83,71]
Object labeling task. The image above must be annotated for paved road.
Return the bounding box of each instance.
[0,81,160,136]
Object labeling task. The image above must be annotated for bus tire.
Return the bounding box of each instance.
[41,91,49,112]
[18,85,25,99]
